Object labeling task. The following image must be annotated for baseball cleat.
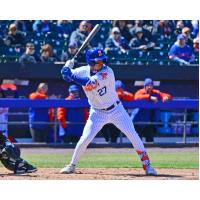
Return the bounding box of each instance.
[60,164,76,174]
[145,165,157,176]
[15,164,37,174]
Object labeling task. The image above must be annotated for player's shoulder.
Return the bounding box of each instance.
[135,88,145,93]
[101,65,113,73]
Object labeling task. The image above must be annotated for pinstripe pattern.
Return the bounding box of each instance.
[68,64,150,169]
[72,65,119,109]
[70,103,146,165]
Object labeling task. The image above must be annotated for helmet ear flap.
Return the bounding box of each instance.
[88,60,96,66]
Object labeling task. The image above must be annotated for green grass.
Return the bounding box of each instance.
[1,151,196,169]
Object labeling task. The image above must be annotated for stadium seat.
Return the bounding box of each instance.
[191,112,199,134]
[157,111,172,134]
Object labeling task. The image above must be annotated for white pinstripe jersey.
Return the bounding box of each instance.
[72,65,119,109]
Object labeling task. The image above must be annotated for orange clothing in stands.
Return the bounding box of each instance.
[29,92,54,122]
[134,88,172,101]
[116,89,134,101]
[57,95,88,129]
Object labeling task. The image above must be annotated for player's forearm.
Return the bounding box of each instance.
[61,66,90,86]
[171,56,189,64]
[70,74,90,86]
[134,93,150,100]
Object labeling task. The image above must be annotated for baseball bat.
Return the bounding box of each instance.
[72,24,101,60]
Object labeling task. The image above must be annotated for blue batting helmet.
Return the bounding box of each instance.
[68,84,79,93]
[86,47,107,66]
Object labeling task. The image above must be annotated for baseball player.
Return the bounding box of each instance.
[60,47,157,176]
[0,87,37,174]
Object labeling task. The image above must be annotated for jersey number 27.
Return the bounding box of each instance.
[98,86,107,96]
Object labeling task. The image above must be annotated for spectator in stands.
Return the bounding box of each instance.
[101,80,134,143]
[174,20,185,36]
[56,20,73,38]
[129,27,156,50]
[133,78,172,142]
[60,41,85,63]
[191,20,199,38]
[14,20,33,33]
[115,80,134,101]
[182,27,193,47]
[29,83,53,143]
[19,42,40,64]
[40,44,57,63]
[153,20,174,37]
[105,27,129,53]
[57,84,88,143]
[69,21,90,48]
[4,23,25,47]
[112,20,132,42]
[130,20,152,41]
[32,20,53,33]
[193,37,199,53]
[168,34,195,65]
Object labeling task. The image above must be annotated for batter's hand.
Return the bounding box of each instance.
[65,59,74,69]
[61,66,72,82]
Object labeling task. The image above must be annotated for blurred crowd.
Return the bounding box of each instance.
[0,20,199,65]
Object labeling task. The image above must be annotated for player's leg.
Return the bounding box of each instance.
[60,108,106,173]
[110,104,157,175]
[0,131,37,174]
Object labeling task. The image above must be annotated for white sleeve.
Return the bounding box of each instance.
[108,68,116,88]
[71,66,87,77]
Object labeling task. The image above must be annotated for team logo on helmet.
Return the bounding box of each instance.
[98,50,103,57]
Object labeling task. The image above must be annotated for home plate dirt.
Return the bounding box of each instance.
[0,168,198,180]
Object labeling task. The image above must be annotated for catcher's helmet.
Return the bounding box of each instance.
[86,47,107,66]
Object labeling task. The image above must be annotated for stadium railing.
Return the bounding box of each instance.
[0,99,198,144]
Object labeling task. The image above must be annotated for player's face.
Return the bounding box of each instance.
[145,84,153,94]
[26,45,35,55]
[179,39,186,46]
[40,85,48,94]
[91,61,103,72]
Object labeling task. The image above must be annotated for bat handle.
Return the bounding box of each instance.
[73,49,81,60]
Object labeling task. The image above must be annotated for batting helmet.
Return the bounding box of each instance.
[86,47,107,66]
[68,84,79,93]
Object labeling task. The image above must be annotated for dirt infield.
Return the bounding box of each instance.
[0,168,198,180]
[0,147,198,180]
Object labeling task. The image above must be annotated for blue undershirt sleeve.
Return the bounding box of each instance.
[71,74,90,86]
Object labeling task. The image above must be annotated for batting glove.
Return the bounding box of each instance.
[61,66,73,82]
[65,59,74,69]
